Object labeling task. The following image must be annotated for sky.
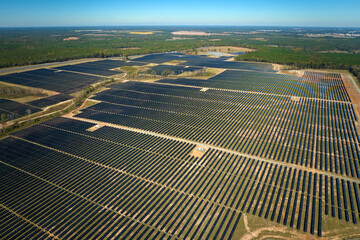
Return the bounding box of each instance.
[0,0,360,27]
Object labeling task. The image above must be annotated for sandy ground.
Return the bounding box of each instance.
[143,63,159,67]
[225,57,235,62]
[189,145,209,158]
[63,37,79,41]
[241,214,316,240]
[277,69,304,77]
[86,124,105,132]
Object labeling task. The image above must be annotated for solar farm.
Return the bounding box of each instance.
[146,65,202,75]
[0,59,143,121]
[0,99,41,118]
[0,68,102,94]
[1,53,360,239]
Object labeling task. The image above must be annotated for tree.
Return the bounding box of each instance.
[161,70,172,77]
[26,109,32,115]
[1,114,7,125]
[161,70,168,77]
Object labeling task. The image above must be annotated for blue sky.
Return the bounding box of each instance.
[1,0,359,27]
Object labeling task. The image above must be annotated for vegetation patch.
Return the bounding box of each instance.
[199,46,255,53]
[179,67,226,79]
[0,83,48,102]
[235,45,360,82]
[129,31,156,35]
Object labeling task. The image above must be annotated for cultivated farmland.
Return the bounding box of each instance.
[0,53,360,239]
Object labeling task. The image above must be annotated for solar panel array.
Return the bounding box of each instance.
[0,69,101,94]
[0,54,359,239]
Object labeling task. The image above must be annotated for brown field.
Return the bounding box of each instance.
[63,37,79,41]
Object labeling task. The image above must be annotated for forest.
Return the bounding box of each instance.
[1,26,359,80]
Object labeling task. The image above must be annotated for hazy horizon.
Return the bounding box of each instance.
[1,25,360,29]
[1,0,360,28]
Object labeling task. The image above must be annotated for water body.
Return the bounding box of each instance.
[206,51,228,56]
[206,51,245,56]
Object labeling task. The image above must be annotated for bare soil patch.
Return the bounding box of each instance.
[128,55,147,60]
[291,96,300,102]
[318,50,350,53]
[189,145,209,158]
[144,63,159,68]
[86,124,105,132]
[225,57,235,62]
[63,37,79,41]
[277,69,304,77]
[272,64,282,72]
